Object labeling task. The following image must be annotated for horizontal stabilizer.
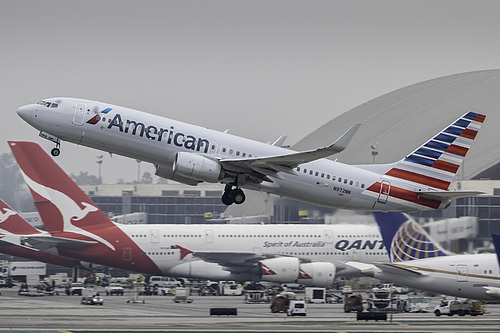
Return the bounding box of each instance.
[23,235,97,251]
[416,190,484,200]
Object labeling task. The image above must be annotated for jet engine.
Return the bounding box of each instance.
[173,152,222,183]
[155,163,200,186]
[297,262,336,287]
[259,257,300,283]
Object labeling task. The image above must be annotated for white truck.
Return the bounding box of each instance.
[434,300,484,317]
[287,300,307,316]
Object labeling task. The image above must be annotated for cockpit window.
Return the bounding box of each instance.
[37,100,58,108]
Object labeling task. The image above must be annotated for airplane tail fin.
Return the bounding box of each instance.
[8,141,115,234]
[373,212,448,263]
[492,234,500,270]
[0,199,41,235]
[385,112,485,192]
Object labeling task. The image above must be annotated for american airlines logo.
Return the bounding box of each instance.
[90,112,211,154]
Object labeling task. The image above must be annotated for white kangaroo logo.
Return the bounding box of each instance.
[0,208,16,224]
[20,169,115,250]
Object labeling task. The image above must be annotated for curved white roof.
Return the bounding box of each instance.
[293,69,500,180]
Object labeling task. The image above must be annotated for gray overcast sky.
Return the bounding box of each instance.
[2,0,500,183]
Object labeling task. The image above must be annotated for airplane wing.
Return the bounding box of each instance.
[176,245,361,276]
[416,190,484,200]
[22,235,97,251]
[219,124,361,181]
[362,263,429,278]
[177,245,272,266]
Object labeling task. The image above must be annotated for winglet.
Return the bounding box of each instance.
[373,212,447,262]
[327,123,361,153]
[492,234,500,270]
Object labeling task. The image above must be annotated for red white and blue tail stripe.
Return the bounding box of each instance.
[386,112,485,191]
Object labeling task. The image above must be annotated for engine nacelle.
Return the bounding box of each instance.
[297,262,336,287]
[155,163,200,186]
[173,152,222,183]
[259,257,300,283]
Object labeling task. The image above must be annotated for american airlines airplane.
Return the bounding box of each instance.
[0,198,86,270]
[10,140,388,285]
[16,98,485,211]
[364,212,500,301]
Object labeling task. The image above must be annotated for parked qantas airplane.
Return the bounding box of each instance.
[0,198,86,270]
[17,98,485,211]
[10,140,389,285]
[364,212,500,301]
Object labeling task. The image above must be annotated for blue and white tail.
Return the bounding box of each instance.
[385,112,485,191]
[492,234,500,270]
[373,212,447,263]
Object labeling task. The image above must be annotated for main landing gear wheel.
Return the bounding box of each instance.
[221,185,246,205]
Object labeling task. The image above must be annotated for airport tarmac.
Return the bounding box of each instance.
[1,287,500,332]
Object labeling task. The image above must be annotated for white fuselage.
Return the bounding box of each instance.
[17,97,449,211]
[371,254,500,301]
[111,223,386,280]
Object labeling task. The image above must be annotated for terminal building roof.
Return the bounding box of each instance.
[292,69,500,180]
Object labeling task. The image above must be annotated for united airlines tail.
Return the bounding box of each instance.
[373,212,447,263]
[493,234,500,269]
[384,112,485,199]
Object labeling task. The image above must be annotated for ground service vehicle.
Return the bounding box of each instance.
[344,294,363,313]
[149,276,182,289]
[434,300,484,317]
[408,297,430,312]
[81,288,103,305]
[67,283,85,296]
[105,283,124,296]
[287,301,307,316]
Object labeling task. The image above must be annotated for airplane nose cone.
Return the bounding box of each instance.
[17,104,34,124]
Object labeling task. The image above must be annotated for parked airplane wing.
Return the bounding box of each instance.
[363,263,428,278]
[176,245,269,265]
[23,235,97,251]
[220,123,361,177]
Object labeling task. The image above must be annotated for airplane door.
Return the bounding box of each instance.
[73,102,86,125]
[123,247,132,261]
[324,230,334,245]
[205,229,214,243]
[377,181,391,203]
[150,229,159,244]
[457,265,468,282]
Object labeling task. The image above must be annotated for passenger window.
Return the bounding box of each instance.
[350,180,353,185]
[338,177,342,182]
[344,179,348,184]
[236,151,240,156]
[309,170,313,175]
[315,172,319,176]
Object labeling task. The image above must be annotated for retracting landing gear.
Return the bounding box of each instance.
[221,183,246,206]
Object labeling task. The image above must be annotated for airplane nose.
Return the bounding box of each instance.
[17,104,34,124]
